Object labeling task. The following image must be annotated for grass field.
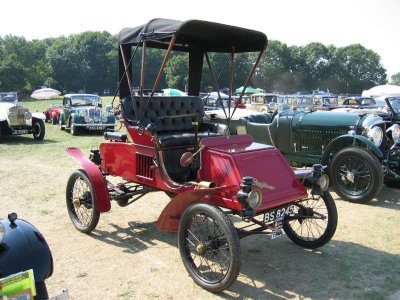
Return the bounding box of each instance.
[0,97,399,299]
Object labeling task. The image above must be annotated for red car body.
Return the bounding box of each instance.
[64,19,337,293]
[43,105,63,124]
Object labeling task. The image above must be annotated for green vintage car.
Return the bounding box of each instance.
[208,108,400,204]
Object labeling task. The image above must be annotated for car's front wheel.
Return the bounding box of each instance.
[70,122,79,136]
[66,169,100,233]
[329,147,382,203]
[51,116,58,125]
[178,202,241,292]
[32,119,45,140]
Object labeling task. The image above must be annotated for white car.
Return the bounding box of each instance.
[0,93,46,141]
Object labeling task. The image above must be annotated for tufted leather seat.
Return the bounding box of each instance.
[121,96,223,147]
[121,96,226,182]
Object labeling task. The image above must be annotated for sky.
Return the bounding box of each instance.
[1,0,399,78]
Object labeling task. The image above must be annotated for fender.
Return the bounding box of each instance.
[157,185,236,232]
[322,134,383,164]
[31,112,46,120]
[66,147,111,212]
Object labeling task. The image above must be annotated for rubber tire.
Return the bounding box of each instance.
[178,202,241,293]
[59,117,65,130]
[35,281,49,300]
[32,119,45,140]
[70,122,79,136]
[384,176,400,188]
[329,147,382,203]
[283,191,338,249]
[66,169,100,233]
[51,116,58,125]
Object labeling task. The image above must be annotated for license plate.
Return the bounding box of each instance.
[264,204,295,223]
[13,129,29,134]
[87,126,104,130]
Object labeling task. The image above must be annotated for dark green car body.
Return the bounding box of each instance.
[208,108,400,203]
[59,94,116,135]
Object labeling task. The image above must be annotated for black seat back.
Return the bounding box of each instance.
[121,96,204,132]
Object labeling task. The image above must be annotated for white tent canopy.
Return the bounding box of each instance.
[362,84,400,97]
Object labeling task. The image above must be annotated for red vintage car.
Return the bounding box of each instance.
[65,19,337,292]
[43,104,63,124]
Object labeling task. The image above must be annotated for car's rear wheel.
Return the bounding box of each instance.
[383,176,400,188]
[66,169,100,233]
[283,191,337,248]
[178,202,241,292]
[32,119,45,140]
[51,116,58,125]
[329,147,382,203]
[59,117,64,130]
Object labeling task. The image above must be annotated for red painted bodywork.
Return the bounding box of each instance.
[66,147,111,213]
[199,135,308,211]
[43,106,63,123]
[157,185,236,232]
[69,120,308,231]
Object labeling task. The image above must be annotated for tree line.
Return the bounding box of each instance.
[0,31,397,96]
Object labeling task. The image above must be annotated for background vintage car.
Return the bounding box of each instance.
[58,93,116,135]
[0,95,46,141]
[246,93,279,113]
[43,104,63,125]
[209,108,400,204]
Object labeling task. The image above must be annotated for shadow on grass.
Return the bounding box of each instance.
[91,221,175,255]
[89,220,399,299]
[0,135,58,144]
[369,186,400,210]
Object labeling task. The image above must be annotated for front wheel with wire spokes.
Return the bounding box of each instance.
[66,169,100,233]
[178,202,241,293]
[283,191,337,249]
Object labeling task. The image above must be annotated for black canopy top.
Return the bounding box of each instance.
[118,18,268,53]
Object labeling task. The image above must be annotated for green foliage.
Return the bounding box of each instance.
[46,31,118,94]
[0,32,392,95]
[165,53,188,90]
[390,72,400,85]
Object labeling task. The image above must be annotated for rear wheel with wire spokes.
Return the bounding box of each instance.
[282,191,337,249]
[178,202,241,292]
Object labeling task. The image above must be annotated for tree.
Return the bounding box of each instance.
[0,35,50,93]
[255,40,293,92]
[332,44,387,93]
[390,73,400,86]
[47,32,117,94]
[165,53,188,90]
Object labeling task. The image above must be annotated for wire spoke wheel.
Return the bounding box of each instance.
[66,169,100,233]
[337,156,372,195]
[283,191,337,248]
[178,203,240,292]
[330,147,382,203]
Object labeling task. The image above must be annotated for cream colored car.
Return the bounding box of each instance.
[0,94,46,141]
[246,93,278,112]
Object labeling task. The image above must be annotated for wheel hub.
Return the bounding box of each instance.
[73,197,81,208]
[196,243,206,254]
[345,170,355,183]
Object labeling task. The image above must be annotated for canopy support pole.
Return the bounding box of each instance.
[205,52,228,120]
[231,49,265,117]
